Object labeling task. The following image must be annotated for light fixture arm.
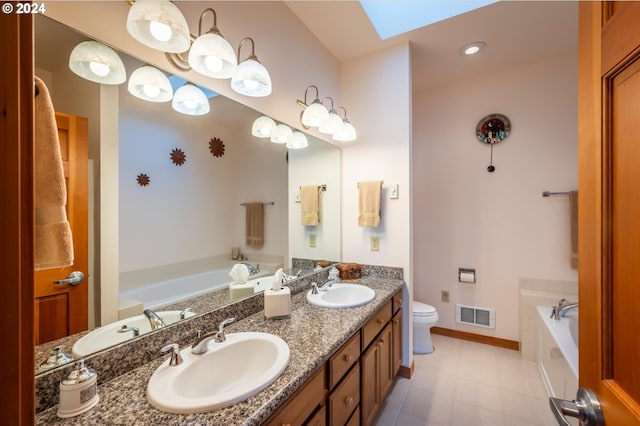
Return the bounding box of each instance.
[199,8,222,36]
[322,96,335,109]
[237,37,258,62]
[337,106,348,120]
[296,84,320,108]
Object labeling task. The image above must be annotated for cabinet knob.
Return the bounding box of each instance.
[378,339,384,346]
[377,318,384,324]
[398,299,403,304]
[393,319,399,325]
[345,396,354,406]
[283,424,292,426]
[344,354,353,363]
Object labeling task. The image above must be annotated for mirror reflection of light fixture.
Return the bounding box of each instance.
[271,124,293,144]
[251,116,277,138]
[231,37,272,97]
[172,83,210,115]
[68,41,127,85]
[127,65,173,102]
[126,0,191,53]
[318,97,345,135]
[286,131,309,150]
[188,8,237,79]
[332,107,357,142]
[298,85,329,128]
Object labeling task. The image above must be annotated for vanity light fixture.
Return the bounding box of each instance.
[298,85,330,128]
[68,41,127,85]
[286,131,309,150]
[271,124,293,144]
[231,37,272,97]
[187,8,238,79]
[128,65,173,102]
[460,41,487,56]
[332,107,357,142]
[172,83,210,115]
[251,116,277,138]
[318,97,345,135]
[126,0,191,53]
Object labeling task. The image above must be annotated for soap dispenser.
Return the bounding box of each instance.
[57,359,99,418]
[264,268,291,319]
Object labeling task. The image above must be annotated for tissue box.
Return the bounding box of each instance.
[337,263,361,280]
[264,287,291,319]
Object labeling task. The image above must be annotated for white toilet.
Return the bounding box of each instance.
[413,301,439,354]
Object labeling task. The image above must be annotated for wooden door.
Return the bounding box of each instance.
[578,2,640,424]
[360,342,380,426]
[378,324,393,400]
[34,112,88,345]
[392,309,402,377]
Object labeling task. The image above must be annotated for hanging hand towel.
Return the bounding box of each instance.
[569,190,578,269]
[245,202,264,248]
[34,76,74,270]
[301,185,320,226]
[358,181,382,227]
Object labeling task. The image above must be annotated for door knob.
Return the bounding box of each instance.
[53,271,85,286]
[549,387,604,426]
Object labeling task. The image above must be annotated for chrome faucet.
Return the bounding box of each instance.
[143,309,167,330]
[239,262,259,276]
[191,317,236,354]
[550,299,578,320]
[118,325,140,337]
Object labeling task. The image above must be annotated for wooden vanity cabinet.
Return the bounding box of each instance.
[264,365,326,426]
[361,323,392,426]
[392,291,403,377]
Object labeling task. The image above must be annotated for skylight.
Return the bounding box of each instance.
[360,0,497,40]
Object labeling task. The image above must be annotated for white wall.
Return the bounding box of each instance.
[340,44,413,366]
[412,53,579,341]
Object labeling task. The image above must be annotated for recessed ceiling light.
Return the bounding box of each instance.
[460,41,487,56]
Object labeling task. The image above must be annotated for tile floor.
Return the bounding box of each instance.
[374,334,558,426]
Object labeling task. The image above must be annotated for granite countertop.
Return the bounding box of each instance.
[35,277,403,425]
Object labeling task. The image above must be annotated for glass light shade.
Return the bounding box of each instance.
[126,0,190,53]
[69,41,126,85]
[231,59,272,97]
[171,84,210,115]
[251,116,277,138]
[286,131,309,149]
[301,101,329,128]
[318,110,345,135]
[128,65,173,102]
[188,33,238,78]
[270,124,293,144]
[333,120,357,142]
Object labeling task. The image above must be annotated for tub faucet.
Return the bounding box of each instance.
[144,309,167,330]
[550,299,578,320]
[191,317,236,355]
[239,262,259,276]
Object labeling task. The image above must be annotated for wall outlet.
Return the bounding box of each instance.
[370,236,379,251]
[309,234,317,247]
[441,290,450,303]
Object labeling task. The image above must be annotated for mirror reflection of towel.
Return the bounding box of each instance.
[34,76,74,270]
[301,185,320,226]
[245,202,264,248]
[358,181,382,227]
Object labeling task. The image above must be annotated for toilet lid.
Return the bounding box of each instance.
[413,301,437,316]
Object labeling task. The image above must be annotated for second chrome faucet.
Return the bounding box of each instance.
[191,317,236,355]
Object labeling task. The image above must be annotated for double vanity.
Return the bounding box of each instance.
[35,266,405,425]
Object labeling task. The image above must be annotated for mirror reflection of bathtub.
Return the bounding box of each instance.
[536,306,578,403]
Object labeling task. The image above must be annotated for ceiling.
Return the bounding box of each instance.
[284,1,579,93]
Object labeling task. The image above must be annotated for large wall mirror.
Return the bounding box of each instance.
[35,13,341,374]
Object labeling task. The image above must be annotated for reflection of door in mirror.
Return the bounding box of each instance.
[34,112,88,345]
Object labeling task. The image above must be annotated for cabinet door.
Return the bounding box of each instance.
[378,324,393,399]
[392,309,402,376]
[360,342,380,426]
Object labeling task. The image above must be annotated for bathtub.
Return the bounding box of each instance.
[120,267,270,312]
[536,305,578,400]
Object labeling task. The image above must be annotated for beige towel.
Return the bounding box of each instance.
[34,76,74,270]
[301,185,320,226]
[358,181,382,227]
[569,190,578,269]
[245,202,264,248]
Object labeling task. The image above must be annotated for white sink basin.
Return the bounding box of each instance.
[71,310,196,357]
[146,332,290,414]
[307,283,376,309]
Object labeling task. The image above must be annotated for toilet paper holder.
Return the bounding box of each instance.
[458,268,476,283]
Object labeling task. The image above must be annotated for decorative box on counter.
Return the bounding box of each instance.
[337,263,361,280]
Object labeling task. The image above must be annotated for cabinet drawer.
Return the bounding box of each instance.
[265,365,325,426]
[329,332,361,390]
[345,407,360,426]
[307,405,327,426]
[362,301,392,349]
[329,363,360,426]
[392,290,403,314]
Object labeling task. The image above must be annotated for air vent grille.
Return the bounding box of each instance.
[456,304,495,329]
